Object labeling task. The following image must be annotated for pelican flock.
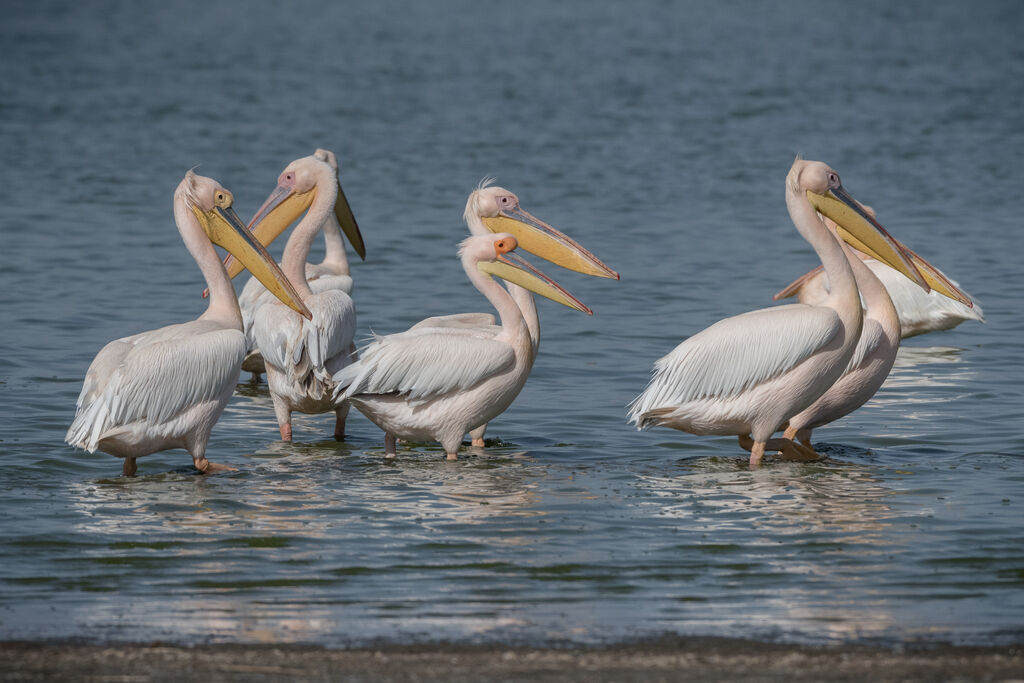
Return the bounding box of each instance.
[66,151,982,475]
[413,182,618,445]
[629,158,958,465]
[333,233,592,460]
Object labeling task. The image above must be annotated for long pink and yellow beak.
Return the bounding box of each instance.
[775,199,974,307]
[481,206,618,280]
[479,246,593,315]
[190,197,311,320]
[806,185,928,290]
[219,183,317,281]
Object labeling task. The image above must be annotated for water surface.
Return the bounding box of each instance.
[1,0,1022,647]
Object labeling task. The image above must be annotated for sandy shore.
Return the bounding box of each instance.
[2,639,1022,682]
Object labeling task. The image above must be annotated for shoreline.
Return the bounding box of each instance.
[2,638,1022,682]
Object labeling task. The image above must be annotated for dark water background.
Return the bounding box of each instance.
[1,0,1023,646]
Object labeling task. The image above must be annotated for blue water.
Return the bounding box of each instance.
[1,0,1023,647]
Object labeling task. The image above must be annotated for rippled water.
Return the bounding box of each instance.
[1,0,1023,647]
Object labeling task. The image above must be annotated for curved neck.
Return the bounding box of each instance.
[320,212,350,274]
[785,187,860,327]
[507,283,540,351]
[463,260,526,343]
[282,180,337,298]
[174,196,241,329]
[848,248,900,338]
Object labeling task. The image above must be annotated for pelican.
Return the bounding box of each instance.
[332,233,592,460]
[628,159,932,465]
[65,171,310,476]
[411,181,618,446]
[775,239,982,338]
[232,152,362,442]
[780,213,974,449]
[217,148,364,381]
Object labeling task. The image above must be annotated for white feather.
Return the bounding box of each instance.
[628,304,841,422]
[66,320,244,452]
[335,326,515,405]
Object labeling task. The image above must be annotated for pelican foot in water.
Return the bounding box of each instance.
[471,438,485,447]
[446,452,459,461]
[279,423,292,442]
[122,458,137,477]
[738,435,820,465]
[193,457,237,474]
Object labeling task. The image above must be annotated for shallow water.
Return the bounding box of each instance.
[1,0,1022,647]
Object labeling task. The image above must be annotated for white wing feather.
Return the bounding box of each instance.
[410,312,498,332]
[630,304,841,419]
[240,270,353,354]
[65,321,245,452]
[253,290,356,382]
[334,327,514,404]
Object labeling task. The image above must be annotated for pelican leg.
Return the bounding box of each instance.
[737,435,766,466]
[334,403,349,442]
[122,457,137,477]
[442,434,461,461]
[384,433,397,459]
[271,395,292,442]
[469,424,487,448]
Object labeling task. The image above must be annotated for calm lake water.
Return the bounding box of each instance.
[1,0,1022,647]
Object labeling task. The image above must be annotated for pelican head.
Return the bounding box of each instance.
[179,171,311,319]
[468,182,619,280]
[221,151,364,280]
[465,233,593,315]
[790,160,928,291]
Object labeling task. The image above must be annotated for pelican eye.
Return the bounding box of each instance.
[827,172,840,188]
[213,190,233,208]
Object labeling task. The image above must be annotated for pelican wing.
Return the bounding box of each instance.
[630,304,841,418]
[409,312,498,332]
[334,327,514,404]
[253,290,356,381]
[66,321,245,452]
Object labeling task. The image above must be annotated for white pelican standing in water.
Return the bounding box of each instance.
[628,159,931,465]
[412,182,618,446]
[233,152,362,442]
[65,171,310,476]
[333,233,592,460]
[779,213,974,450]
[775,241,982,338]
[218,148,364,381]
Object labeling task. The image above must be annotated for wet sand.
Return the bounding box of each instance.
[2,639,1022,682]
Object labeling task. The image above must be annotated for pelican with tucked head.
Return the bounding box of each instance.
[228,151,365,442]
[333,233,592,460]
[629,159,934,465]
[66,171,310,475]
[220,148,364,382]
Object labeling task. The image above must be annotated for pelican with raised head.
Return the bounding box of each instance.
[66,171,311,476]
[333,233,592,460]
[233,152,364,442]
[412,181,618,446]
[219,148,364,381]
[629,159,932,465]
